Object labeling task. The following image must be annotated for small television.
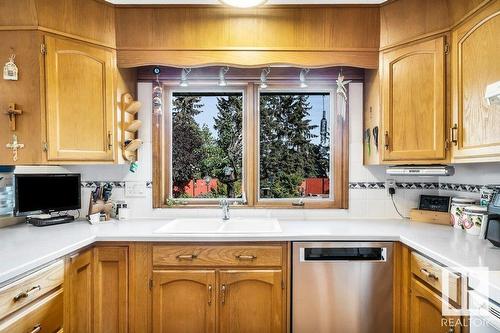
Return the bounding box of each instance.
[15,174,81,215]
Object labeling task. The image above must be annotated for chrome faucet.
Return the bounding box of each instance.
[220,199,230,221]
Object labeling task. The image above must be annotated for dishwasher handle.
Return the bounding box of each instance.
[301,247,387,262]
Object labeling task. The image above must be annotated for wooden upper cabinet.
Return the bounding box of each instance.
[451,1,500,162]
[410,277,461,333]
[44,35,115,162]
[93,247,128,333]
[219,270,283,333]
[381,36,446,162]
[65,248,94,333]
[152,270,216,333]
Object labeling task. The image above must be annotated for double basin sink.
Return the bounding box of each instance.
[154,217,282,234]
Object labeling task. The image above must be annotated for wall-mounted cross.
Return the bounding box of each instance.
[6,134,24,162]
[4,103,23,131]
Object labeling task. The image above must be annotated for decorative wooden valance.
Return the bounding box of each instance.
[117,49,379,69]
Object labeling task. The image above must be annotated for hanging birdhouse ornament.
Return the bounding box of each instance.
[3,53,18,81]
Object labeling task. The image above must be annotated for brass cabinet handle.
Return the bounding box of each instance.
[221,284,226,304]
[107,131,113,150]
[384,131,390,150]
[208,284,212,305]
[420,268,439,281]
[450,124,458,146]
[235,255,257,260]
[176,254,197,260]
[13,285,41,302]
[29,324,41,333]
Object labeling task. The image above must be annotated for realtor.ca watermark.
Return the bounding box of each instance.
[442,317,496,328]
[436,266,500,329]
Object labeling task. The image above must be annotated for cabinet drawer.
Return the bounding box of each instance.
[0,289,63,333]
[153,245,283,267]
[0,260,63,320]
[410,252,461,305]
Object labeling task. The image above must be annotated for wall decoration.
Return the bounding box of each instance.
[152,67,163,117]
[3,52,18,81]
[5,134,24,161]
[4,103,22,131]
[336,71,351,120]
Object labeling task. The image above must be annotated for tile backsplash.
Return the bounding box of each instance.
[7,83,499,221]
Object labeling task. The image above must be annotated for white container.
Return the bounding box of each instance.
[462,205,488,236]
[119,208,129,220]
[450,197,476,229]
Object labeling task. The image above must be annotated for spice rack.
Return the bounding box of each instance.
[121,93,143,162]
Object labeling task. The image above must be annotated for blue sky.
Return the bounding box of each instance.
[192,94,331,145]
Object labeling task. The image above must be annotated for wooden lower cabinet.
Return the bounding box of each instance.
[93,247,128,333]
[219,270,283,333]
[410,277,461,333]
[65,246,128,333]
[65,248,94,333]
[152,270,216,333]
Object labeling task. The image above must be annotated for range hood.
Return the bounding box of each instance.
[386,165,455,176]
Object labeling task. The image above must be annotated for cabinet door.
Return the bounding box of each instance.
[219,270,283,333]
[94,247,128,333]
[44,35,115,162]
[382,37,446,162]
[152,270,216,333]
[65,248,93,333]
[451,2,500,162]
[410,278,461,333]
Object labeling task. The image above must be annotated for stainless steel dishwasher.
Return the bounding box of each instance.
[292,242,393,333]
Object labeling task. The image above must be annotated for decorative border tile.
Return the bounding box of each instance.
[349,182,385,189]
[349,181,479,193]
[81,181,126,188]
[79,181,484,194]
[438,183,482,193]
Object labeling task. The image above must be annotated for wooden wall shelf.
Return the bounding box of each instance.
[121,93,142,162]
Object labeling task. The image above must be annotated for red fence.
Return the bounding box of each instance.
[175,177,329,197]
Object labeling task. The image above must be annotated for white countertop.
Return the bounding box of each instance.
[1,218,499,300]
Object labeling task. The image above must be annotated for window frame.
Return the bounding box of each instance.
[152,81,349,209]
[254,84,348,209]
[153,83,252,208]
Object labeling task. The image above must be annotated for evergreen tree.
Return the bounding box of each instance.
[259,94,320,198]
[171,95,205,197]
[213,96,243,197]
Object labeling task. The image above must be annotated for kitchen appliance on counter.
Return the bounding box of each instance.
[292,242,393,333]
[15,173,81,226]
[486,192,500,247]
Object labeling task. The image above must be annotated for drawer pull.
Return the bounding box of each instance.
[420,268,439,281]
[208,284,212,305]
[29,324,41,333]
[236,255,257,260]
[13,285,41,302]
[176,254,197,260]
[221,284,226,304]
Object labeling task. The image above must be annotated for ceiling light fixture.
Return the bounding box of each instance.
[299,68,310,88]
[219,0,268,8]
[179,67,192,87]
[218,66,229,87]
[260,67,271,89]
